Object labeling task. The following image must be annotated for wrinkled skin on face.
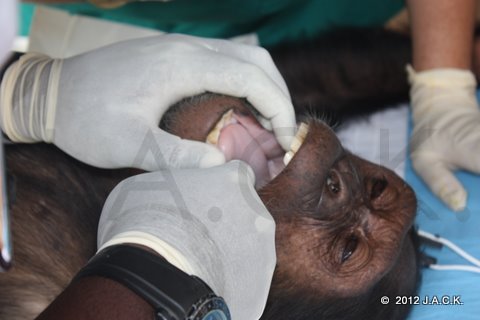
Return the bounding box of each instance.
[162,93,417,300]
[264,121,417,297]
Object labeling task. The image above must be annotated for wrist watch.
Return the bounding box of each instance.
[75,245,231,320]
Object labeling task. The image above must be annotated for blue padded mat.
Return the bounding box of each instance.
[406,109,480,319]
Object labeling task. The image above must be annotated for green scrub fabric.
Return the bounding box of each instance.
[23,0,404,47]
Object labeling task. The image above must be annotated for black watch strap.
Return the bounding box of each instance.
[75,245,229,320]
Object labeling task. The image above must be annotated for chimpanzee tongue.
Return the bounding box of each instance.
[216,113,285,188]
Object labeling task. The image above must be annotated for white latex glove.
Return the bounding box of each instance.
[408,65,480,211]
[97,160,276,320]
[0,34,295,170]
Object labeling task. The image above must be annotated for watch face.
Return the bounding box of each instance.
[190,296,231,320]
[202,310,229,320]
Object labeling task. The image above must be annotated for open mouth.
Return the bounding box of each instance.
[205,109,310,188]
[160,93,312,188]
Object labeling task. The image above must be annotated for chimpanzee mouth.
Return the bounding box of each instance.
[160,93,312,189]
[206,109,309,189]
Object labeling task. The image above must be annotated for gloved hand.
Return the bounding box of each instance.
[408,65,480,211]
[97,160,276,320]
[0,34,295,170]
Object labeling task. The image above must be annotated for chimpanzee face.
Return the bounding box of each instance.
[161,93,417,298]
[260,119,417,297]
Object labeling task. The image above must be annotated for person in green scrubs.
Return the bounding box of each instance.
[22,0,405,47]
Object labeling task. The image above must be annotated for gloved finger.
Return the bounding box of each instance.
[198,62,296,151]
[170,35,295,149]
[412,153,467,211]
[453,143,480,174]
[220,43,291,99]
[235,71,296,152]
[447,124,480,173]
[185,35,291,98]
[131,128,226,171]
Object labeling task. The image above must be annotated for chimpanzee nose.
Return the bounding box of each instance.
[370,178,388,201]
[365,174,401,212]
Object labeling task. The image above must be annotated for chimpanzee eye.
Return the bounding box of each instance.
[326,171,340,194]
[341,235,358,263]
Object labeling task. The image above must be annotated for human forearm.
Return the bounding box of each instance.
[36,276,154,320]
[407,0,476,70]
[35,244,223,320]
[35,245,157,320]
[407,0,480,211]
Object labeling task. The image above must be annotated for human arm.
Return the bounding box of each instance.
[36,268,155,320]
[36,245,226,320]
[406,0,480,211]
[36,161,276,319]
[97,161,274,319]
[408,0,475,70]
[0,34,295,170]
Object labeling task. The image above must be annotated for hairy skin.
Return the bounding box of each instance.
[0,144,136,320]
[269,28,412,125]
